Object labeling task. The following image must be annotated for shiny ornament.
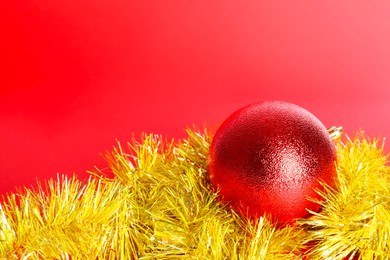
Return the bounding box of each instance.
[208,101,337,226]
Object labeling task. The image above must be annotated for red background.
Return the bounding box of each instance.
[1,1,390,195]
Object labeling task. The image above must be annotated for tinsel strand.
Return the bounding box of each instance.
[0,129,389,259]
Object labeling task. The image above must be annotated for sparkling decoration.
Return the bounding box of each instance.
[208,101,338,226]
[0,127,389,259]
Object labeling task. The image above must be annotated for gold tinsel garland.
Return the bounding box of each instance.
[0,128,389,259]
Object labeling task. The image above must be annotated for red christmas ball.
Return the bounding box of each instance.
[208,101,337,226]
